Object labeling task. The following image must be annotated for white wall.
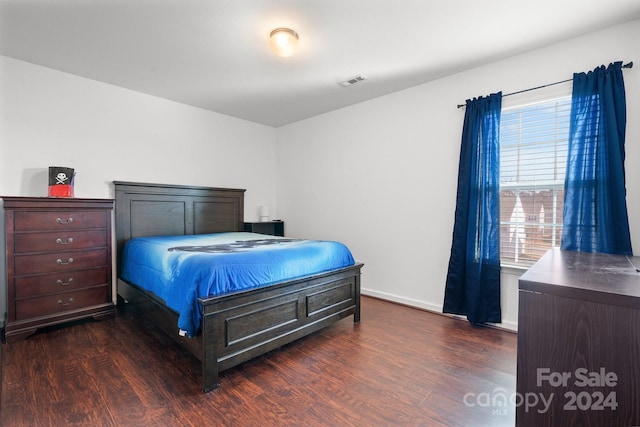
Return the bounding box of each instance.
[276,19,640,331]
[0,56,278,324]
[0,56,277,205]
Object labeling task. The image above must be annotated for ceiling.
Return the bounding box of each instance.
[2,1,640,127]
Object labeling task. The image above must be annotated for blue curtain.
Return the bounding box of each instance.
[443,93,502,325]
[561,62,632,255]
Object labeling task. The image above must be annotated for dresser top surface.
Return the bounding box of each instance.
[2,196,113,209]
[520,248,640,307]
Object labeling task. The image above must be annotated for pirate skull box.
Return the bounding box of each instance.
[48,166,75,197]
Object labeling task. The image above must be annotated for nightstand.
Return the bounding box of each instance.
[3,197,115,342]
[244,221,284,237]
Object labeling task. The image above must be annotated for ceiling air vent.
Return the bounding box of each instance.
[339,75,366,87]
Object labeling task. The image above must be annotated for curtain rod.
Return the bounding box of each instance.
[456,61,634,109]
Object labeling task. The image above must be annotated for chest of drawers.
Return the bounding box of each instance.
[3,197,115,342]
[516,249,640,426]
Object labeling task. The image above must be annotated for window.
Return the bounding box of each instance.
[499,97,570,266]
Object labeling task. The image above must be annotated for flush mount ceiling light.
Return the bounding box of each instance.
[269,28,299,57]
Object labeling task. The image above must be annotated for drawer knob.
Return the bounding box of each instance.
[56,258,74,265]
[56,278,74,286]
[57,297,75,306]
[56,217,74,224]
[56,237,74,245]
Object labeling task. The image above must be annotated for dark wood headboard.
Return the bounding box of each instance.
[113,181,246,272]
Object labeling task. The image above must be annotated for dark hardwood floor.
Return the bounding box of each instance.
[0,296,517,426]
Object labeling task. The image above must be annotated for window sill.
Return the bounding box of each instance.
[500,263,530,275]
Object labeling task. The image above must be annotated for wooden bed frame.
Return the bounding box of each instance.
[113,181,362,392]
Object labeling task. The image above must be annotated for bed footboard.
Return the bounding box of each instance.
[201,263,362,392]
[119,263,362,392]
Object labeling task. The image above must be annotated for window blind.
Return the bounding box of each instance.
[499,97,571,266]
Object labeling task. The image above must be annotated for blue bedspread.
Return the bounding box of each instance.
[120,232,355,337]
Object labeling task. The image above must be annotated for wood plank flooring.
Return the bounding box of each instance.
[0,296,517,426]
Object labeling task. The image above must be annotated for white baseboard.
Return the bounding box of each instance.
[361,287,518,332]
[362,288,442,312]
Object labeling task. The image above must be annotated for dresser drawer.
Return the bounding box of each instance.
[14,230,107,253]
[13,210,108,232]
[15,286,110,320]
[15,267,108,298]
[15,248,108,276]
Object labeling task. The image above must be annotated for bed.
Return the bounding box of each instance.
[113,181,363,392]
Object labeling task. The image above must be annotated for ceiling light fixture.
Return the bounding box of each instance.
[269,28,299,57]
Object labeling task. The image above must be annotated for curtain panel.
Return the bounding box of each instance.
[443,93,502,325]
[561,62,632,255]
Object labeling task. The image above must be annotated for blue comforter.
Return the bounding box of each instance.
[120,232,355,337]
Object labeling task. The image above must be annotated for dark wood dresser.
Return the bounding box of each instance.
[3,197,115,342]
[516,248,640,426]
